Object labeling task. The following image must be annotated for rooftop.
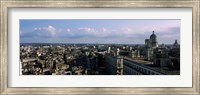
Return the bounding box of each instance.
[124,57,179,75]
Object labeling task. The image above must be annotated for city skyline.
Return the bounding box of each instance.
[20,19,180,44]
[20,29,180,75]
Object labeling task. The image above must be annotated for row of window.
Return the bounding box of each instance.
[123,65,142,75]
[124,60,163,75]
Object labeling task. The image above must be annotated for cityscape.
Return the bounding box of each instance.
[20,20,180,75]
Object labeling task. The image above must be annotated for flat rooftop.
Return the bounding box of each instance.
[124,57,152,64]
[124,57,180,75]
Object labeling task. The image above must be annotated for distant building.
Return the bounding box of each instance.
[107,47,111,53]
[149,31,158,48]
[145,31,158,60]
[145,39,150,47]
[173,40,180,48]
[129,49,140,58]
[153,47,171,67]
[169,40,180,69]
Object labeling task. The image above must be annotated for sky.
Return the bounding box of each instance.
[20,19,180,44]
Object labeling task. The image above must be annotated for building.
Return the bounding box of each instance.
[105,55,165,75]
[149,31,158,48]
[153,47,171,67]
[173,39,180,48]
[123,58,164,75]
[105,55,123,75]
[145,31,158,60]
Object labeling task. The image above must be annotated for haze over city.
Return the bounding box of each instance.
[20,20,180,44]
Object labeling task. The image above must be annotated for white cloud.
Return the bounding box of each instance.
[47,25,56,36]
[66,28,71,32]
[34,27,37,30]
[24,25,180,41]
[29,26,58,38]
[77,27,112,37]
[121,28,134,35]
[102,27,106,32]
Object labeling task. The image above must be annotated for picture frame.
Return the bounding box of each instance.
[0,0,199,94]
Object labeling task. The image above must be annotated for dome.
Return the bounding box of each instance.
[149,31,158,48]
[150,31,157,39]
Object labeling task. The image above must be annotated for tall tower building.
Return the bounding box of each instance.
[144,31,159,61]
[107,47,111,54]
[149,31,158,48]
[116,56,123,75]
[116,48,120,56]
[173,40,179,48]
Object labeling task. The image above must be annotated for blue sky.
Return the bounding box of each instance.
[20,19,180,44]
